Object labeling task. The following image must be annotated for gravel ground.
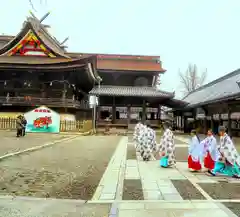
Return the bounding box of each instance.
[0,132,68,156]
[199,183,240,199]
[122,179,144,200]
[0,136,120,200]
[223,202,240,216]
[171,180,206,200]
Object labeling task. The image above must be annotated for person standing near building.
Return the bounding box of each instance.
[158,121,176,168]
[201,129,218,171]
[16,115,23,137]
[188,130,204,172]
[21,115,27,137]
[209,126,240,178]
[138,121,156,161]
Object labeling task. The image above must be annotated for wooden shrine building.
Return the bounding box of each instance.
[88,54,187,127]
[0,12,187,124]
[173,69,240,136]
[0,13,101,120]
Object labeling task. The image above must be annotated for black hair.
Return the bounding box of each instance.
[191,129,200,143]
[218,125,226,132]
[191,129,197,134]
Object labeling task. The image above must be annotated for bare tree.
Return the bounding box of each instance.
[179,63,207,96]
[29,0,47,11]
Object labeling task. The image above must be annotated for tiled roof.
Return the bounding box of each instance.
[163,98,188,108]
[67,53,166,72]
[183,68,240,107]
[0,16,69,58]
[0,56,74,64]
[27,17,68,58]
[89,85,174,98]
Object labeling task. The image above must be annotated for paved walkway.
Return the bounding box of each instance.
[90,136,239,217]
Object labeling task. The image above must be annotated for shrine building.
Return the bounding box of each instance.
[0,12,186,125]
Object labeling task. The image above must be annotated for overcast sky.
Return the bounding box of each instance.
[1,0,240,98]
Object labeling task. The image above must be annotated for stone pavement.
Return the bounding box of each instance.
[90,136,239,217]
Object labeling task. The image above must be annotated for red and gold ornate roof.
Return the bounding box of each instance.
[6,30,56,57]
[0,14,69,58]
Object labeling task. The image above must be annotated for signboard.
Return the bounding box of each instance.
[24,106,60,133]
[89,95,98,108]
[184,112,192,117]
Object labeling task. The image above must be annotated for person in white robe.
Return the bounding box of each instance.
[200,129,218,171]
[133,121,144,152]
[138,121,156,161]
[209,126,240,178]
[158,121,176,167]
[188,130,204,171]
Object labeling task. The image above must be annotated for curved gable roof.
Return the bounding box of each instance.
[0,17,69,58]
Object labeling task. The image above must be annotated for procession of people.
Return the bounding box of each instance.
[134,120,157,161]
[133,120,240,179]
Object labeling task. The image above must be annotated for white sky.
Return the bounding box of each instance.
[1,0,240,98]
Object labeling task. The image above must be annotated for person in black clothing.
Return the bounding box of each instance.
[16,115,23,137]
[21,115,27,137]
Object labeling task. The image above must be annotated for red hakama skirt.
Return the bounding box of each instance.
[204,151,215,170]
[188,155,202,171]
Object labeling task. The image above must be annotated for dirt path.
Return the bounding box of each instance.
[0,132,68,156]
[0,136,120,200]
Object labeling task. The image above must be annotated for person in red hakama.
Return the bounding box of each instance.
[188,130,203,172]
[201,129,218,171]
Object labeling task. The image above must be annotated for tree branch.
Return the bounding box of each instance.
[29,0,37,12]
[179,63,207,96]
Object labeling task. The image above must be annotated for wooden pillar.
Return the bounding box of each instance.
[157,105,161,124]
[181,115,184,131]
[62,83,67,113]
[228,107,232,137]
[112,97,116,124]
[219,113,223,126]
[97,106,101,121]
[62,83,67,99]
[127,105,131,126]
[184,116,187,133]
[176,116,179,130]
[203,107,208,134]
[210,114,214,132]
[142,100,146,123]
[41,83,46,98]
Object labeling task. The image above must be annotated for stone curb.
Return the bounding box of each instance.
[0,136,78,161]
[0,129,92,135]
[87,199,240,203]
[0,195,86,203]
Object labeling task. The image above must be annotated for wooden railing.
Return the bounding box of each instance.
[0,97,89,109]
[0,117,93,132]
